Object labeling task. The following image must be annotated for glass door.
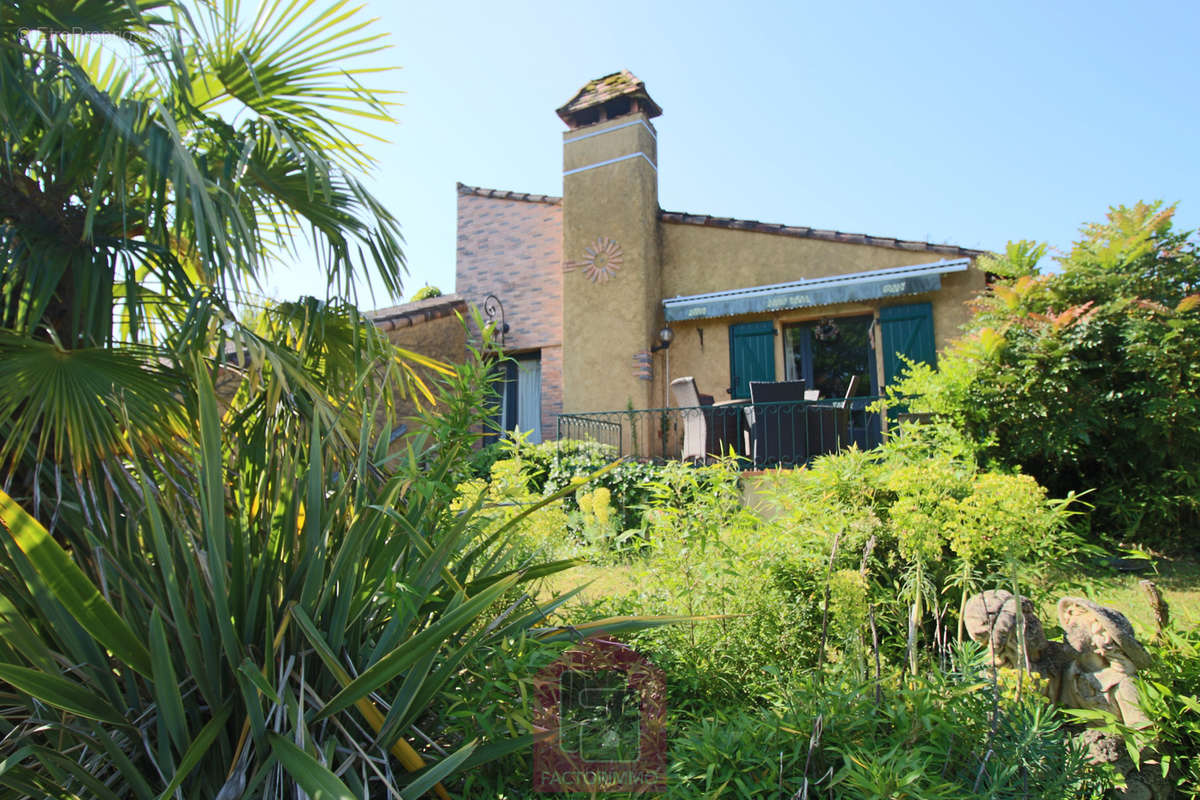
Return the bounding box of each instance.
[783,314,876,399]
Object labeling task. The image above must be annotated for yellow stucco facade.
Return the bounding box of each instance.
[650,226,986,406]
[561,115,662,415]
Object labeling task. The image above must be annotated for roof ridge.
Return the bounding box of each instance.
[457,182,561,205]
[659,209,986,257]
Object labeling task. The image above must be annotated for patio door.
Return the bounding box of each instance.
[728,321,776,399]
[783,314,875,398]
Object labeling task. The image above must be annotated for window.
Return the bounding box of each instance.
[783,314,875,399]
[489,352,542,444]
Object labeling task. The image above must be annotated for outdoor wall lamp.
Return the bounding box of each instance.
[650,326,674,353]
[483,294,509,345]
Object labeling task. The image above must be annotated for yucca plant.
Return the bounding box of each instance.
[0,341,626,797]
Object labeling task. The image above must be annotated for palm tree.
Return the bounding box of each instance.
[0,0,408,491]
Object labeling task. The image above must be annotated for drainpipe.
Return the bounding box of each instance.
[664,346,670,408]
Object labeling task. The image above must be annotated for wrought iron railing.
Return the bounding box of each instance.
[556,397,885,468]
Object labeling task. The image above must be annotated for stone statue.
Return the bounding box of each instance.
[1057,596,1152,728]
[962,591,1151,727]
[963,589,1045,667]
[963,589,1070,704]
[962,590,1167,798]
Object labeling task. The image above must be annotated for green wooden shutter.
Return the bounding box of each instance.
[879,302,936,386]
[728,321,776,399]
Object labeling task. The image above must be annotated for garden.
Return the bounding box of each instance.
[1,1,1198,798]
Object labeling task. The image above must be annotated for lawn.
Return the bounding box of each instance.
[1047,553,1200,632]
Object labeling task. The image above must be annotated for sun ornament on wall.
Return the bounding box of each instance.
[565,236,624,284]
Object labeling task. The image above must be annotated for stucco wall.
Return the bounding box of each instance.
[381,311,469,436]
[660,221,975,297]
[561,113,662,416]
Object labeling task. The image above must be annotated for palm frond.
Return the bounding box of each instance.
[0,333,188,477]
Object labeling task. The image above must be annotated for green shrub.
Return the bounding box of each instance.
[410,284,443,301]
[889,203,1200,546]
[816,645,1107,799]
[662,644,1108,799]
[589,426,1087,714]
[495,438,725,538]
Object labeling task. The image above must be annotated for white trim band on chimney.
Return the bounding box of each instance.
[563,151,657,177]
[563,118,658,144]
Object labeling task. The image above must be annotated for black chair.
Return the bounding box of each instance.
[745,380,808,467]
[805,403,849,458]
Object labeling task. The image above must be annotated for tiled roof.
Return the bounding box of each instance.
[457,182,560,205]
[659,211,985,257]
[455,183,984,257]
[556,70,663,122]
[367,293,468,331]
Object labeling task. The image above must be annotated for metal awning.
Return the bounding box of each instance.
[662,258,970,322]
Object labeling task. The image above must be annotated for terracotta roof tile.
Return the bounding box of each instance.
[457,182,560,205]
[455,183,984,257]
[658,210,985,257]
[366,293,468,331]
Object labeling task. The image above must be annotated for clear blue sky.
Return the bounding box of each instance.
[264,0,1200,308]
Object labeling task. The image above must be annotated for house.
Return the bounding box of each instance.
[453,70,986,447]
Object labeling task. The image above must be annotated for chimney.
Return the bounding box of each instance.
[558,71,664,416]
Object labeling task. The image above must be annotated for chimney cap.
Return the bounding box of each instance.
[556,70,662,128]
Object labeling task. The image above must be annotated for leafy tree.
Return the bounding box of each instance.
[889,202,1200,545]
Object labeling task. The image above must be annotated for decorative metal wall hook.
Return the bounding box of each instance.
[483,294,509,345]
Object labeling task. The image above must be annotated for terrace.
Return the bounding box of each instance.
[556,378,885,468]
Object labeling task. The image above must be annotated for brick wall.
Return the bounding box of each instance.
[455,185,564,437]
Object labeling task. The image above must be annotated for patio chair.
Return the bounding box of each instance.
[669,376,708,463]
[803,389,821,401]
[806,376,857,458]
[745,380,808,467]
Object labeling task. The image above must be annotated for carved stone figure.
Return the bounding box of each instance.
[963,589,1044,667]
[963,591,1166,797]
[963,589,1069,703]
[1057,596,1152,728]
[962,591,1151,727]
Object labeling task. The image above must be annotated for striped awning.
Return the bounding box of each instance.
[662,258,970,322]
